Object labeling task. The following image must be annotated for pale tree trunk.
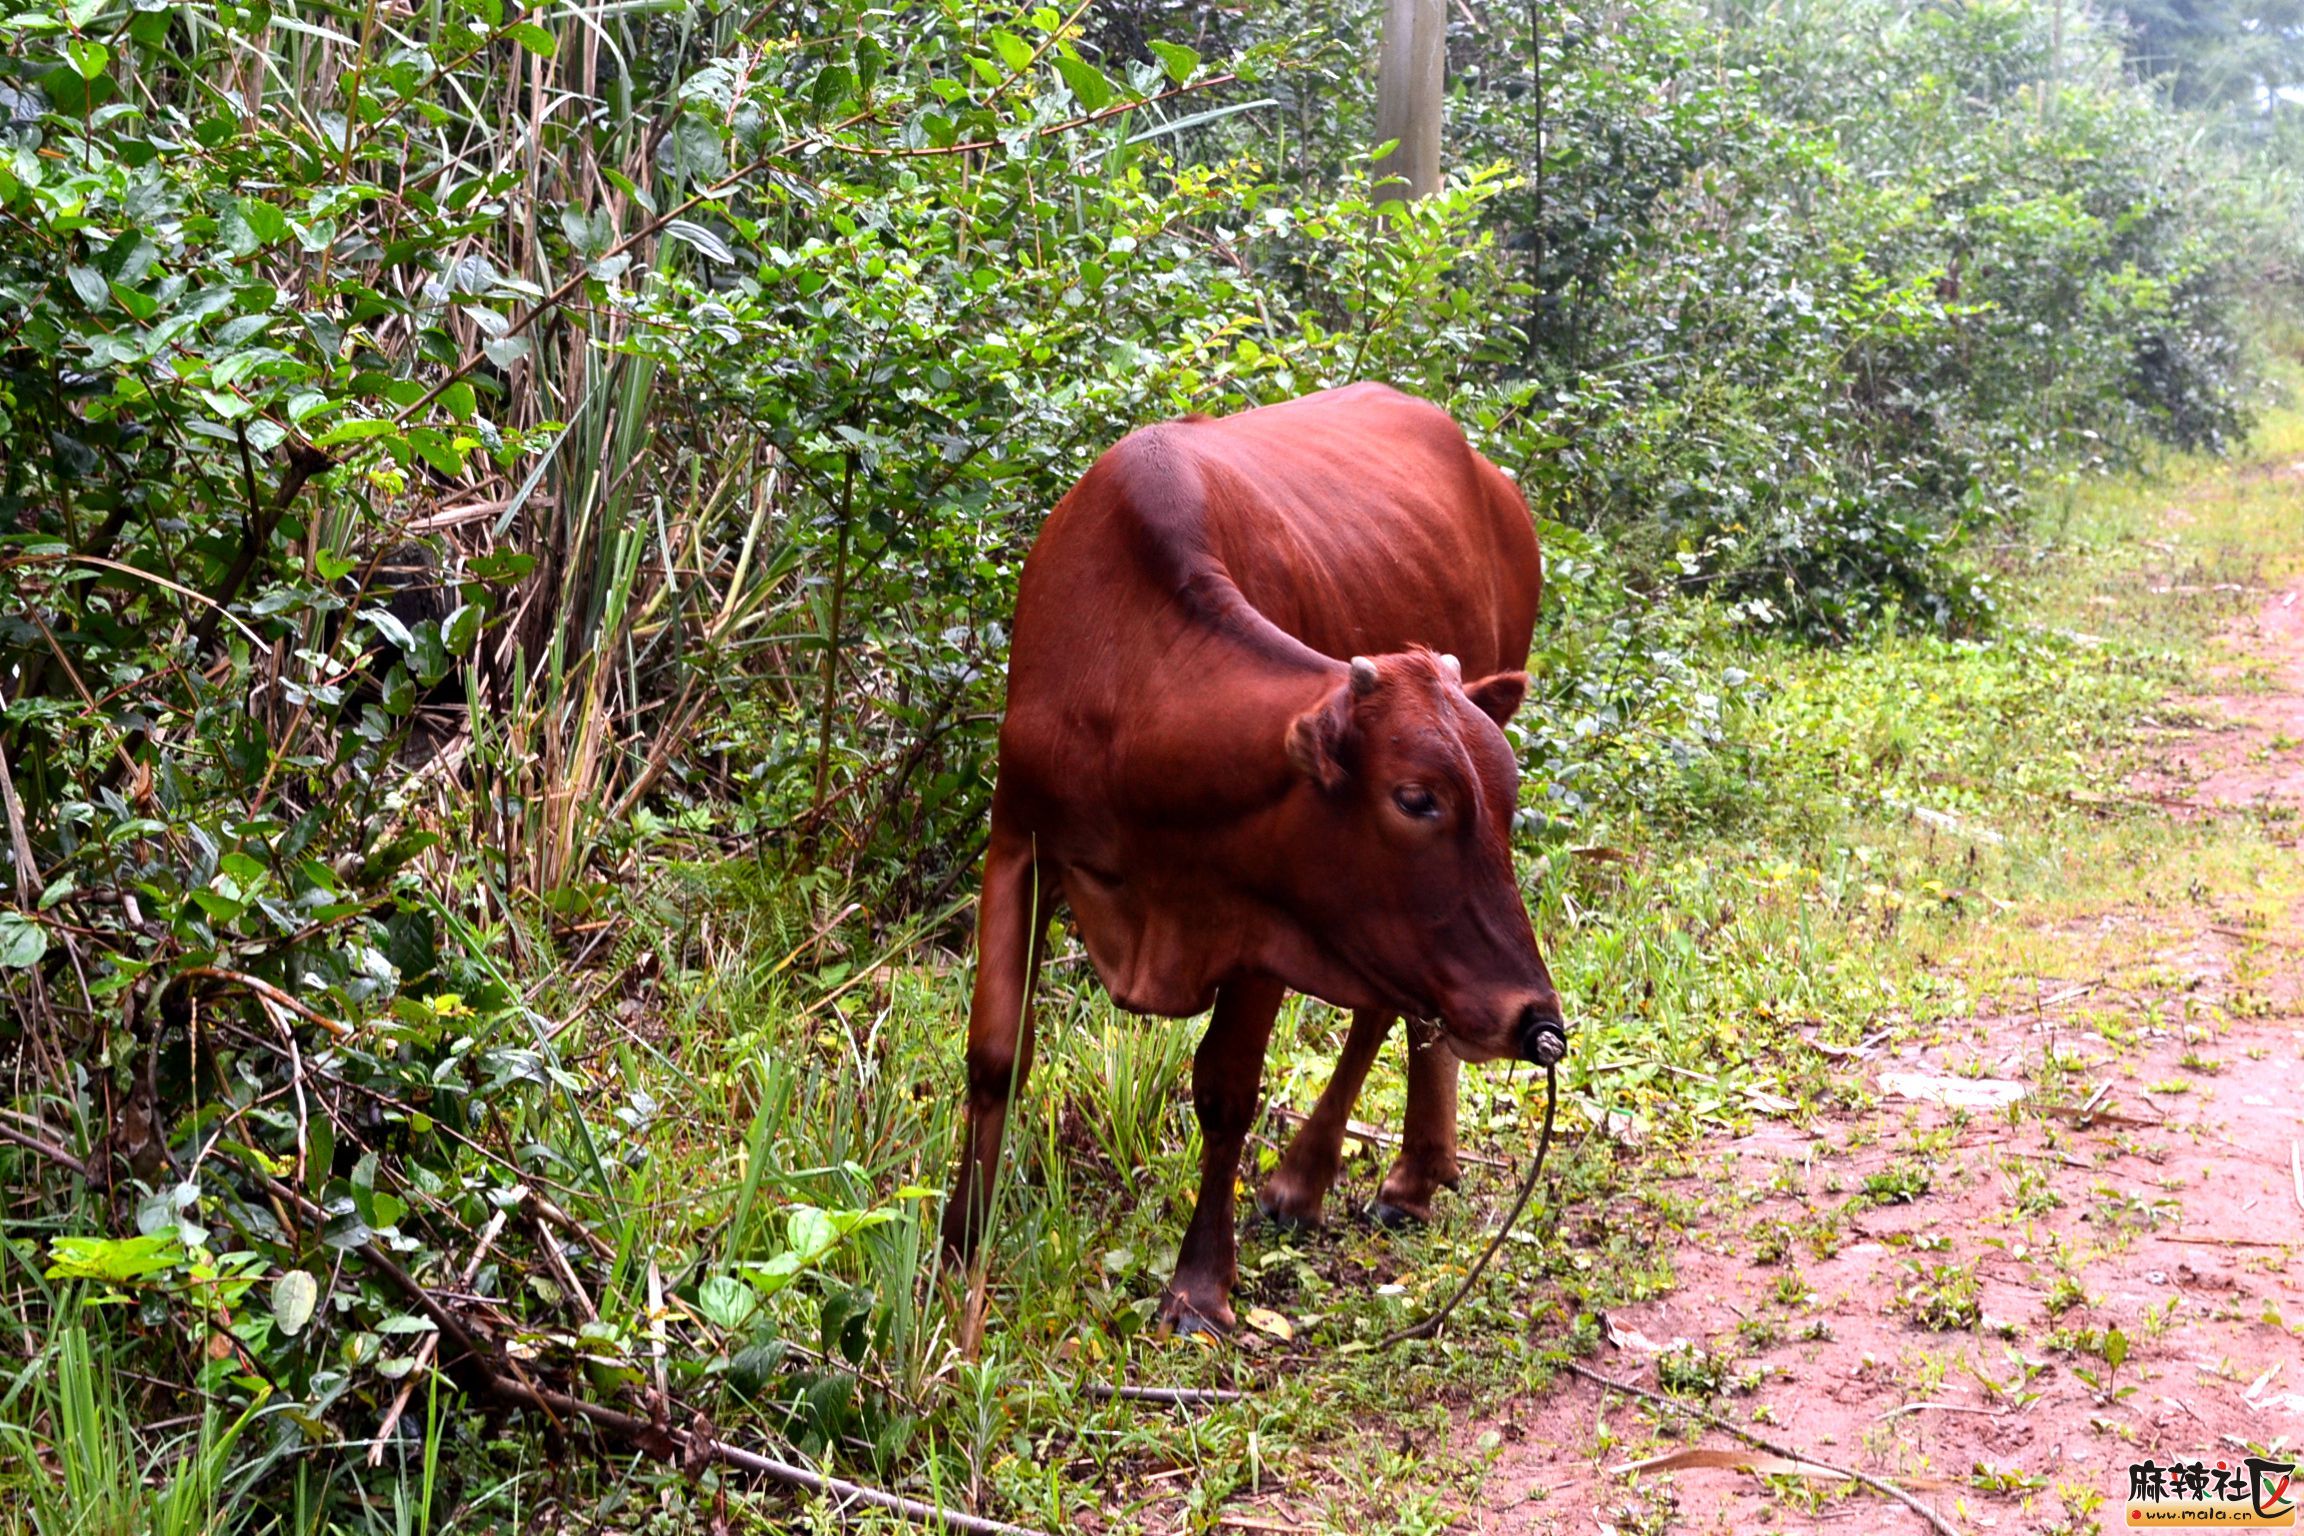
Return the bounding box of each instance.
[1374,0,1445,202]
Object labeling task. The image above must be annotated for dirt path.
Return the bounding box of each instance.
[1476,579,2304,1533]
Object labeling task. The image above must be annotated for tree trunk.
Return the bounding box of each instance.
[1374,0,1445,203]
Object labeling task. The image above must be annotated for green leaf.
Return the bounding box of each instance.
[272,1269,319,1336]
[787,1205,836,1259]
[437,381,477,422]
[466,550,536,583]
[312,418,398,448]
[408,430,464,477]
[239,197,287,245]
[66,265,109,310]
[64,38,108,79]
[1053,54,1111,113]
[809,63,854,115]
[47,1232,186,1285]
[505,20,555,56]
[442,602,483,652]
[0,913,45,969]
[1147,40,1198,86]
[696,1274,757,1331]
[990,29,1033,73]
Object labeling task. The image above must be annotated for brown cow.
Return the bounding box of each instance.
[942,383,1564,1333]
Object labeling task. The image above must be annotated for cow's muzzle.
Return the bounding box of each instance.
[1516,1000,1568,1066]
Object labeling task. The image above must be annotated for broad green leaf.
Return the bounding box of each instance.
[1053,54,1111,113]
[0,913,45,969]
[47,1232,186,1285]
[696,1274,757,1331]
[505,21,555,56]
[989,29,1033,72]
[466,550,537,583]
[312,418,398,447]
[1147,40,1198,85]
[272,1269,319,1335]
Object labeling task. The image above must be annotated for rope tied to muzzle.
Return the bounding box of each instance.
[1377,1057,1557,1349]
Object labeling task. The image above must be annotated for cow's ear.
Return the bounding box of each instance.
[1464,670,1529,727]
[1286,686,1354,791]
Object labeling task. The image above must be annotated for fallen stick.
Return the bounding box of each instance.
[2161,1234,2291,1249]
[1083,1383,1250,1407]
[2210,923,2300,948]
[1563,1361,1961,1536]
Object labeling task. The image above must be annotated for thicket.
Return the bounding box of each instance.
[0,0,2291,1526]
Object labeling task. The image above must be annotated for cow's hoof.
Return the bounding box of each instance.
[1256,1183,1327,1232]
[1369,1196,1435,1229]
[1155,1287,1236,1337]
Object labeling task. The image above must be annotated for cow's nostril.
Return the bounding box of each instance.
[1516,1001,1568,1065]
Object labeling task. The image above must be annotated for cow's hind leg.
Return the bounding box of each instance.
[940,825,1052,1266]
[1373,1019,1463,1227]
[1258,1008,1394,1229]
[1160,976,1285,1335]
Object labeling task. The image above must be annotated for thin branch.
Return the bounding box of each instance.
[370,1208,509,1465]
[177,967,354,1038]
[1564,1361,1961,1536]
[0,1114,91,1180]
[824,73,1242,159]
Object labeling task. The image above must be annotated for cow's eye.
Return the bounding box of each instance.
[1393,784,1439,820]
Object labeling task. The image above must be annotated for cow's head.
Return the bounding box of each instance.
[1283,648,1566,1065]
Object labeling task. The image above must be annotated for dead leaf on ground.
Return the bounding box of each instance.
[1601,1314,1670,1354]
[1242,1307,1294,1342]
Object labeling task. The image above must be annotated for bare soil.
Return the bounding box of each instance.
[1472,579,2304,1535]
[2129,576,2304,816]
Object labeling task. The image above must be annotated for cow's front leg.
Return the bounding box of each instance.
[1160,976,1284,1335]
[1373,1018,1462,1227]
[1259,1008,1394,1228]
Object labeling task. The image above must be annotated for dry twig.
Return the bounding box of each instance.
[1564,1361,1962,1536]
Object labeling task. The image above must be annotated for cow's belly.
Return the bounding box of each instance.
[1060,860,1234,1017]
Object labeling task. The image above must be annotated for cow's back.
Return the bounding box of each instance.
[1180,384,1540,674]
[998,384,1540,823]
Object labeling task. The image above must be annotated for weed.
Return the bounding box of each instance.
[1861,1161,1935,1206]
[1657,1343,1737,1399]
[2045,1275,2092,1316]
[1897,1260,1984,1331]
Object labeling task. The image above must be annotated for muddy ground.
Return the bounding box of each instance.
[1474,577,2304,1535]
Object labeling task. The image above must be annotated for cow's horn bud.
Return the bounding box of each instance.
[1439,653,1462,681]
[1348,656,1380,695]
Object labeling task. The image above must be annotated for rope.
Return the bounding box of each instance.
[1379,1060,1556,1348]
